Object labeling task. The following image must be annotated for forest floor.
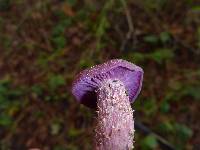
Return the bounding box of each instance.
[0,0,200,150]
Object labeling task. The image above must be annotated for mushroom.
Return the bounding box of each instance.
[72,59,143,150]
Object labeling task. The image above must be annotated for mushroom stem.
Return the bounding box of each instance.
[95,79,134,150]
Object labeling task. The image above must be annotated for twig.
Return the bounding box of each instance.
[2,100,29,144]
[120,0,136,51]
[173,36,200,55]
[39,28,53,52]
[135,120,176,150]
[133,1,200,56]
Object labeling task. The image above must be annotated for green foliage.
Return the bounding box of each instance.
[0,78,24,128]
[93,0,113,50]
[191,5,200,12]
[95,0,114,39]
[79,58,95,69]
[0,79,22,109]
[52,19,72,36]
[32,74,68,102]
[141,0,167,11]
[141,134,158,150]
[0,0,10,11]
[53,145,66,150]
[148,48,174,64]
[157,121,174,134]
[157,121,193,149]
[31,84,43,96]
[37,10,74,67]
[126,32,174,63]
[180,86,200,100]
[143,98,158,116]
[95,16,109,39]
[75,7,91,22]
[175,124,193,141]
[66,0,77,6]
[51,11,73,50]
[160,100,170,113]
[0,113,12,126]
[50,120,62,135]
[52,36,66,50]
[160,32,171,43]
[186,0,195,5]
[130,53,146,63]
[66,145,79,150]
[144,32,171,44]
[52,24,66,37]
[165,81,200,102]
[68,128,83,139]
[127,48,174,64]
[48,74,65,91]
[1,35,12,50]
[143,35,159,44]
[33,110,44,118]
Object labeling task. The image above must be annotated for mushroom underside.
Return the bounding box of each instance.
[78,66,142,108]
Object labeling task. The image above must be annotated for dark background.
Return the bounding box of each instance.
[0,0,200,149]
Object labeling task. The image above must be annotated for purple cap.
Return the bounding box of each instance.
[71,59,143,108]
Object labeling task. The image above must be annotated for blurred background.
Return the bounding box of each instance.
[0,0,200,149]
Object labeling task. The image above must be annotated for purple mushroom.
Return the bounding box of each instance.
[72,59,143,150]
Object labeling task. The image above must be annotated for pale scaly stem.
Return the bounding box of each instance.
[95,79,134,150]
